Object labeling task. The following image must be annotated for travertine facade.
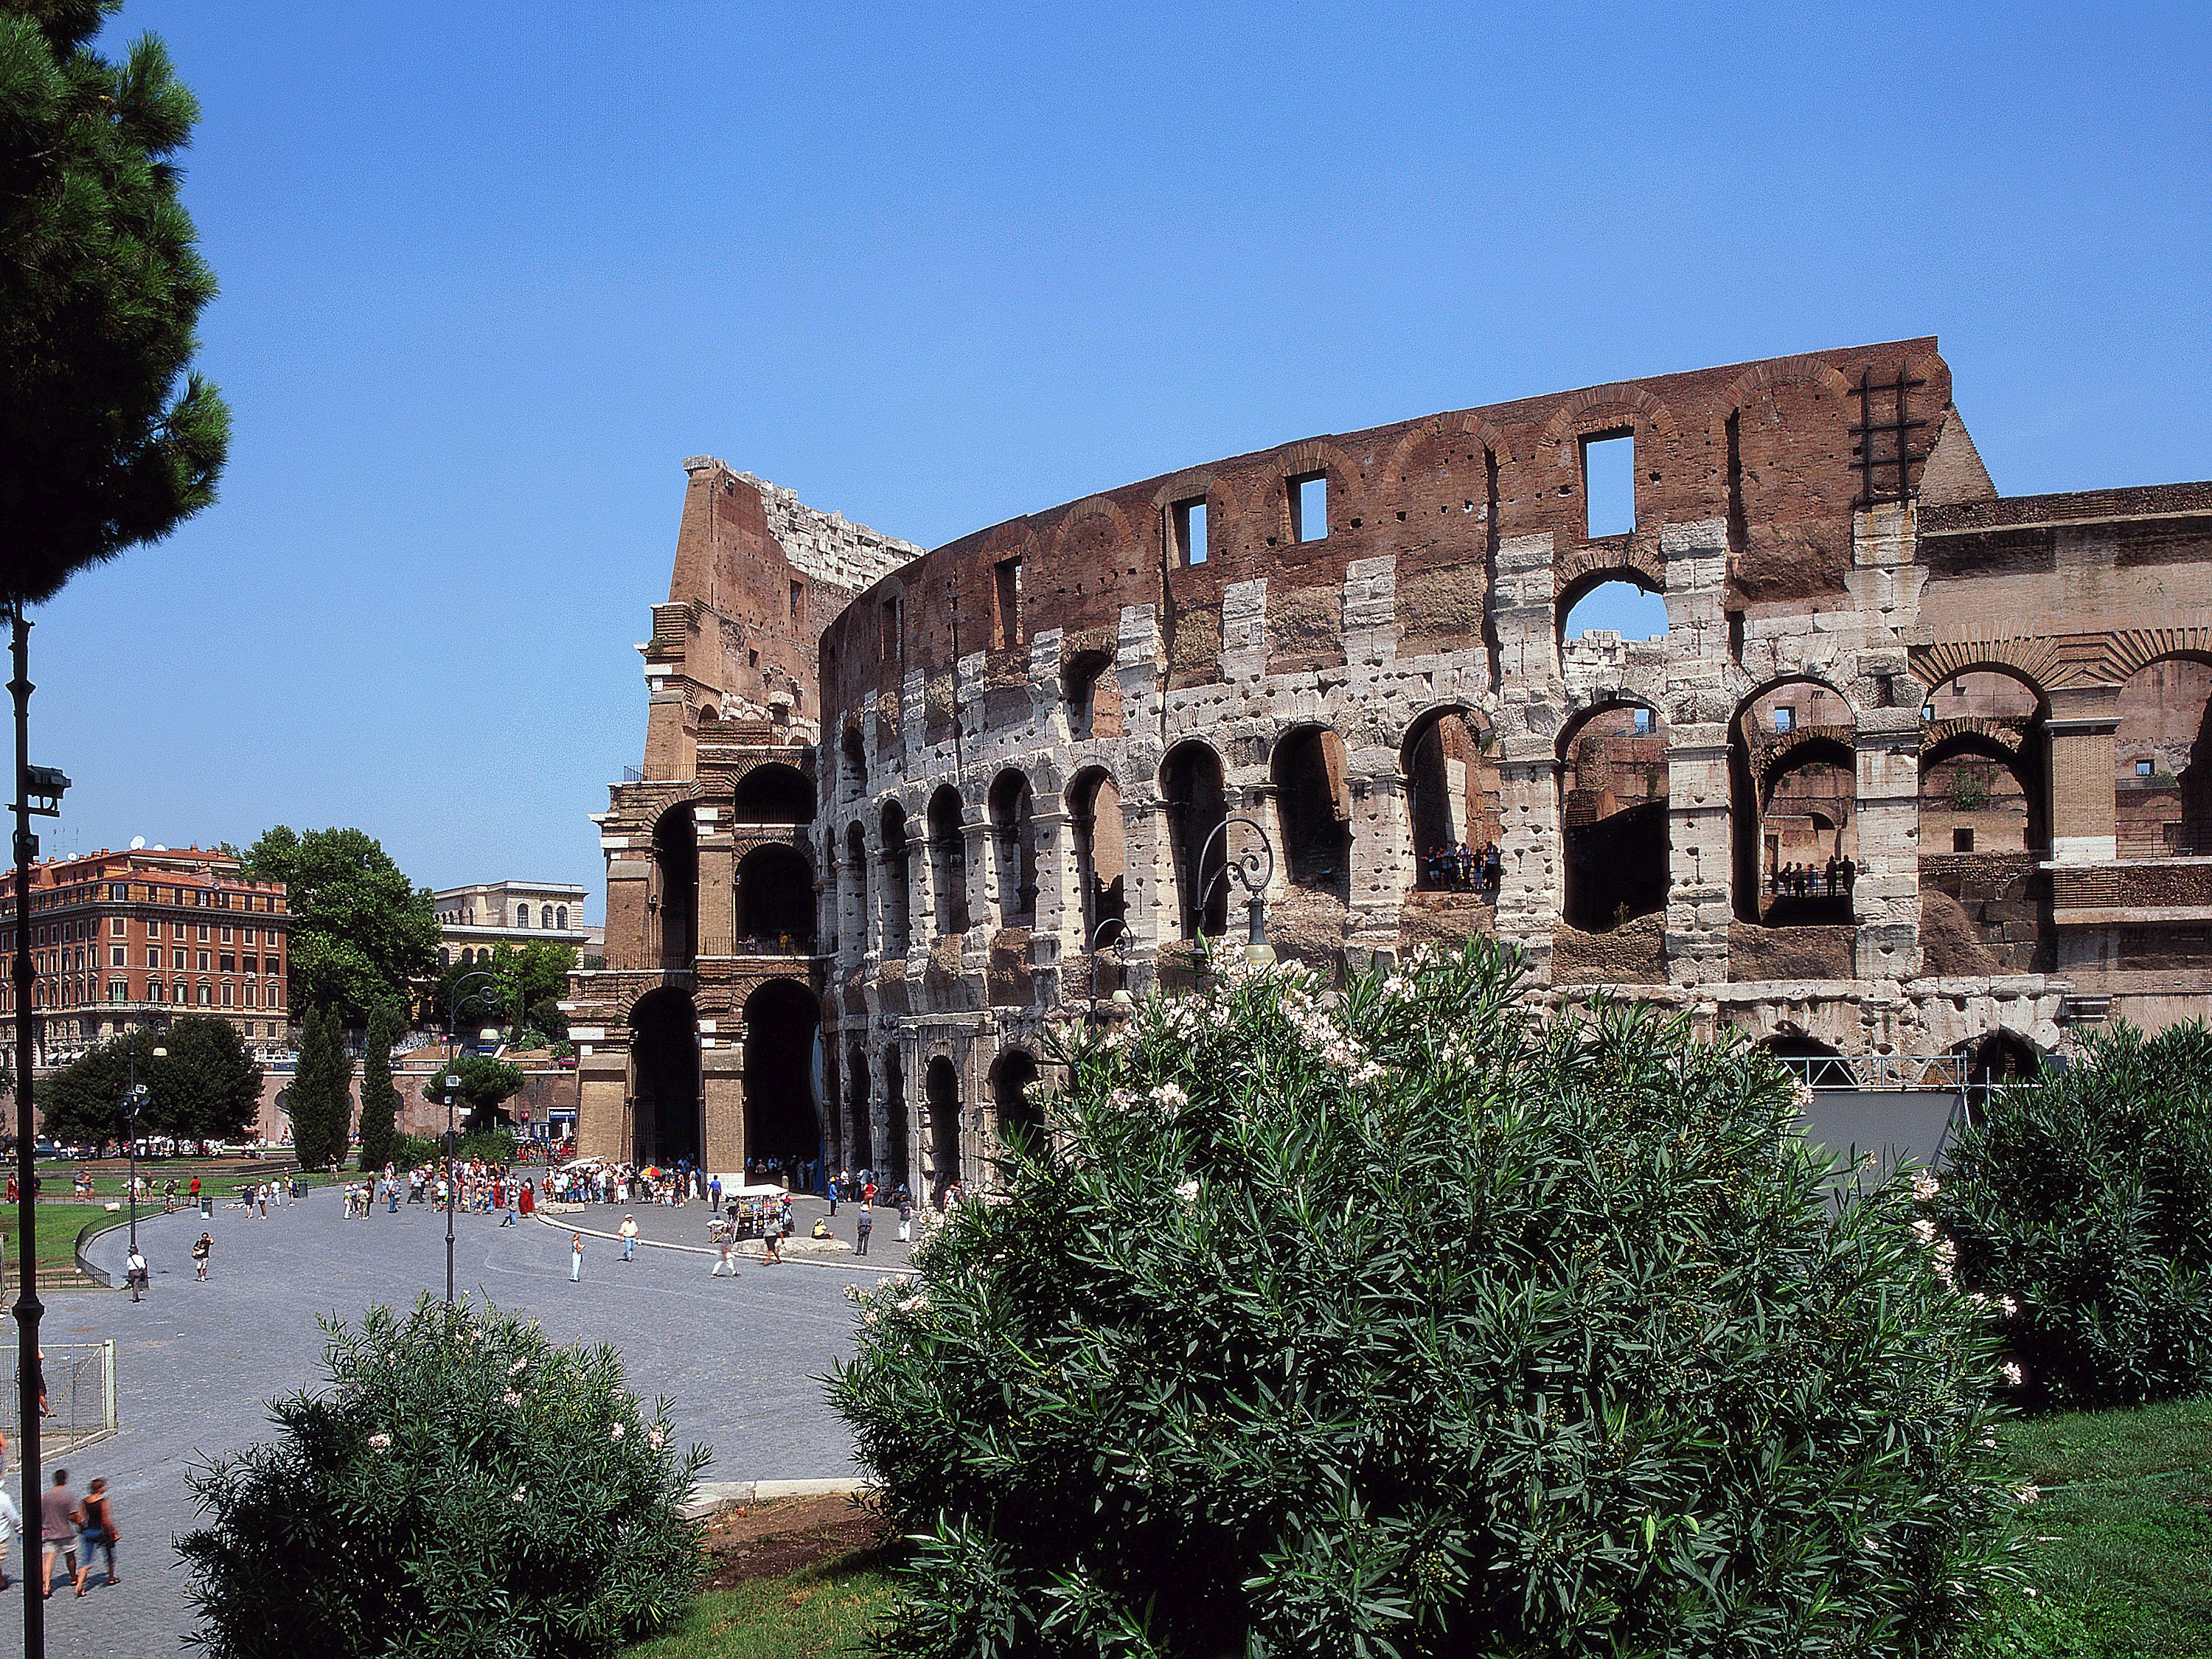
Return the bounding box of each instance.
[577,340,2212,1197]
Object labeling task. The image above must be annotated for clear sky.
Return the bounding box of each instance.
[29,1,2211,917]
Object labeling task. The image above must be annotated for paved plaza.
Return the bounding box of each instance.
[0,1183,898,1658]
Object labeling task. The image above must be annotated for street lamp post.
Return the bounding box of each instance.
[1194,815,1278,968]
[1083,917,1132,1026]
[439,967,501,1308]
[121,1040,164,1261]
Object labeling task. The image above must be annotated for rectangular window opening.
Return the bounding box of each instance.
[880,596,901,659]
[1289,473,1327,544]
[1172,498,1208,566]
[993,557,1023,650]
[1953,827,1975,852]
[789,580,805,623]
[2137,758,2155,776]
[1773,707,1795,734]
[1582,432,1635,539]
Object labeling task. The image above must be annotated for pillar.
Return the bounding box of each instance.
[2047,689,2121,863]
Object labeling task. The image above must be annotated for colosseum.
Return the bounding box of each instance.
[565,336,2212,1196]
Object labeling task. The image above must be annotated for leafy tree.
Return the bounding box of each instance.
[1936,1019,2212,1409]
[833,942,2022,1658]
[38,1018,259,1145]
[355,1001,403,1172]
[147,1015,262,1142]
[180,1294,708,1658]
[420,1054,525,1136]
[0,0,229,613]
[434,942,575,1038]
[286,1003,354,1169]
[242,827,439,1025]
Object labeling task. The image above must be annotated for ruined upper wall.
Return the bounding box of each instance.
[818,338,1956,728]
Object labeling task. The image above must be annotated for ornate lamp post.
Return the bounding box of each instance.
[121,1041,164,1260]
[441,969,501,1307]
[1083,917,1133,1026]
[1194,815,1278,968]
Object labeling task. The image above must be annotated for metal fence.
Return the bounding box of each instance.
[0,1342,117,1457]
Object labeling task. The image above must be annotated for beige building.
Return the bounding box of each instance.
[434,880,601,967]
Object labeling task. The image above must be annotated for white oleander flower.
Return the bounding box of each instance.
[1175,1179,1199,1203]
[2002,1361,2025,1388]
[502,1389,522,1407]
[1998,1295,2019,1318]
[609,1422,625,1440]
[1150,1082,1189,1111]
[508,1357,526,1374]
[648,1427,665,1449]
[2016,1484,2040,1505]
[510,1485,527,1503]
[368,1433,392,1450]
[1911,1169,1940,1201]
[1910,1217,1938,1245]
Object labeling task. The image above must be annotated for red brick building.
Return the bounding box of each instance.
[0,846,292,1071]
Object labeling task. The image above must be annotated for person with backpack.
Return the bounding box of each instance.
[190,1233,212,1281]
[855,1201,873,1257]
[74,1478,117,1592]
[39,1470,79,1598]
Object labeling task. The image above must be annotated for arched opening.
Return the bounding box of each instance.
[2115,655,2212,857]
[1068,768,1125,945]
[1756,1028,1844,1060]
[737,844,815,948]
[1064,647,1122,740]
[841,724,866,796]
[628,987,700,1167]
[988,770,1038,926]
[845,1044,873,1172]
[1161,740,1228,939]
[924,1054,961,1203]
[1916,669,2045,855]
[732,762,815,824]
[1402,706,1500,891]
[882,1046,908,1192]
[650,804,698,970]
[845,822,870,952]
[742,979,819,1172]
[1731,679,1857,925]
[927,785,971,936]
[1557,700,1669,931]
[1559,573,1668,643]
[1270,726,1352,901]
[991,1047,1043,1150]
[880,801,912,955]
[556,906,567,930]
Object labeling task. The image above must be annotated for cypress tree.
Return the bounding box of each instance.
[355,1001,402,1172]
[288,1004,353,1172]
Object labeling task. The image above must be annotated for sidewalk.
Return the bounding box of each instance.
[542,1189,920,1271]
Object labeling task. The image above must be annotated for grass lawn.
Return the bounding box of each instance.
[625,1550,898,1659]
[1970,1395,2212,1658]
[0,1200,128,1267]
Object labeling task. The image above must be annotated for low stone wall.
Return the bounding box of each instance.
[1551,913,1665,987]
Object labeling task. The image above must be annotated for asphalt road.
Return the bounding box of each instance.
[0,1182,895,1657]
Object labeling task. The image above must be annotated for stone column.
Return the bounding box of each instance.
[1349,768,1411,943]
[1028,803,1071,1008]
[1493,748,1562,975]
[1663,724,1733,987]
[701,1029,743,1175]
[604,849,651,973]
[577,1048,627,1164]
[695,808,734,958]
[2047,689,2121,863]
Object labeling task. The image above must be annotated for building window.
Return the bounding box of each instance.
[222,981,233,1006]
[219,953,234,972]
[540,905,553,928]
[556,906,567,929]
[198,982,211,1006]
[1582,431,1635,538]
[198,950,209,971]
[110,917,125,936]
[172,949,185,970]
[1773,707,1795,734]
[197,924,209,942]
[790,579,806,623]
[2137,757,2155,776]
[268,982,282,1009]
[1172,497,1208,566]
[1288,472,1327,543]
[993,557,1023,650]
[110,946,124,967]
[108,980,125,1003]
[220,926,232,943]
[1632,707,1653,735]
[108,884,125,900]
[145,947,158,968]
[515,907,529,928]
[1954,827,1975,852]
[243,982,256,1007]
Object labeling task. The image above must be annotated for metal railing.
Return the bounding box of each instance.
[0,1341,116,1457]
[1771,1054,1968,1092]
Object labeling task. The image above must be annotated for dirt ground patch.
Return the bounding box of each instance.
[699,1493,893,1589]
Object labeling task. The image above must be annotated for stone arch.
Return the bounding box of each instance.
[1537,383,1680,449]
[922,1052,961,1204]
[990,1046,1043,1151]
[844,821,870,950]
[880,798,913,955]
[1066,765,1126,946]
[649,800,699,970]
[1910,639,2062,705]
[2099,627,2212,686]
[1718,355,1856,414]
[844,1042,873,1172]
[731,760,814,824]
[1160,739,1230,939]
[926,785,972,935]
[741,978,819,1169]
[1377,412,1514,495]
[1401,704,1501,888]
[839,722,867,795]
[1555,698,1670,931]
[1270,724,1352,900]
[1731,676,1859,923]
[1048,495,1133,565]
[988,767,1038,925]
[627,985,699,1167]
[2115,651,2212,856]
[1555,556,1669,619]
[736,843,814,946]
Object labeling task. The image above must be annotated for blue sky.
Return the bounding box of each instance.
[30,1,2211,915]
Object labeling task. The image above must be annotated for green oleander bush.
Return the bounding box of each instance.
[1935,1020,2212,1410]
[831,940,2022,1659]
[181,1293,709,1658]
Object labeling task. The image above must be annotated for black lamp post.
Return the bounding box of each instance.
[122,1039,162,1260]
[1194,814,1278,967]
[1084,917,1131,1026]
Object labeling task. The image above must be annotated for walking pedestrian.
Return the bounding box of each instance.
[569,1231,584,1282]
[124,1245,147,1302]
[0,1477,18,1591]
[619,1214,639,1262]
[39,1470,77,1599]
[855,1201,873,1256]
[897,1197,914,1244]
[502,1184,518,1226]
[74,1478,116,1593]
[191,1232,212,1281]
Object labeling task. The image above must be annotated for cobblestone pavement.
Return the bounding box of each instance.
[0,1182,899,1658]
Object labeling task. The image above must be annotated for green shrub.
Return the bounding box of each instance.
[831,941,2022,1659]
[181,1293,709,1658]
[386,1127,521,1171]
[1935,1020,2212,1411]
